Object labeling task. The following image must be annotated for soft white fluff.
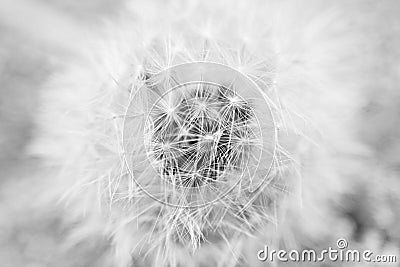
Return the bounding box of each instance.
[2,0,392,266]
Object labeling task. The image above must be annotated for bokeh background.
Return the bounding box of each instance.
[0,0,399,266]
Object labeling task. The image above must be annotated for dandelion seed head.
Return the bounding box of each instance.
[25,1,370,265]
[109,60,284,267]
[143,81,260,188]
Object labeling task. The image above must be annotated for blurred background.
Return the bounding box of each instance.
[0,0,399,266]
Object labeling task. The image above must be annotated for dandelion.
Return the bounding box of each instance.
[25,1,369,266]
[118,61,283,266]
